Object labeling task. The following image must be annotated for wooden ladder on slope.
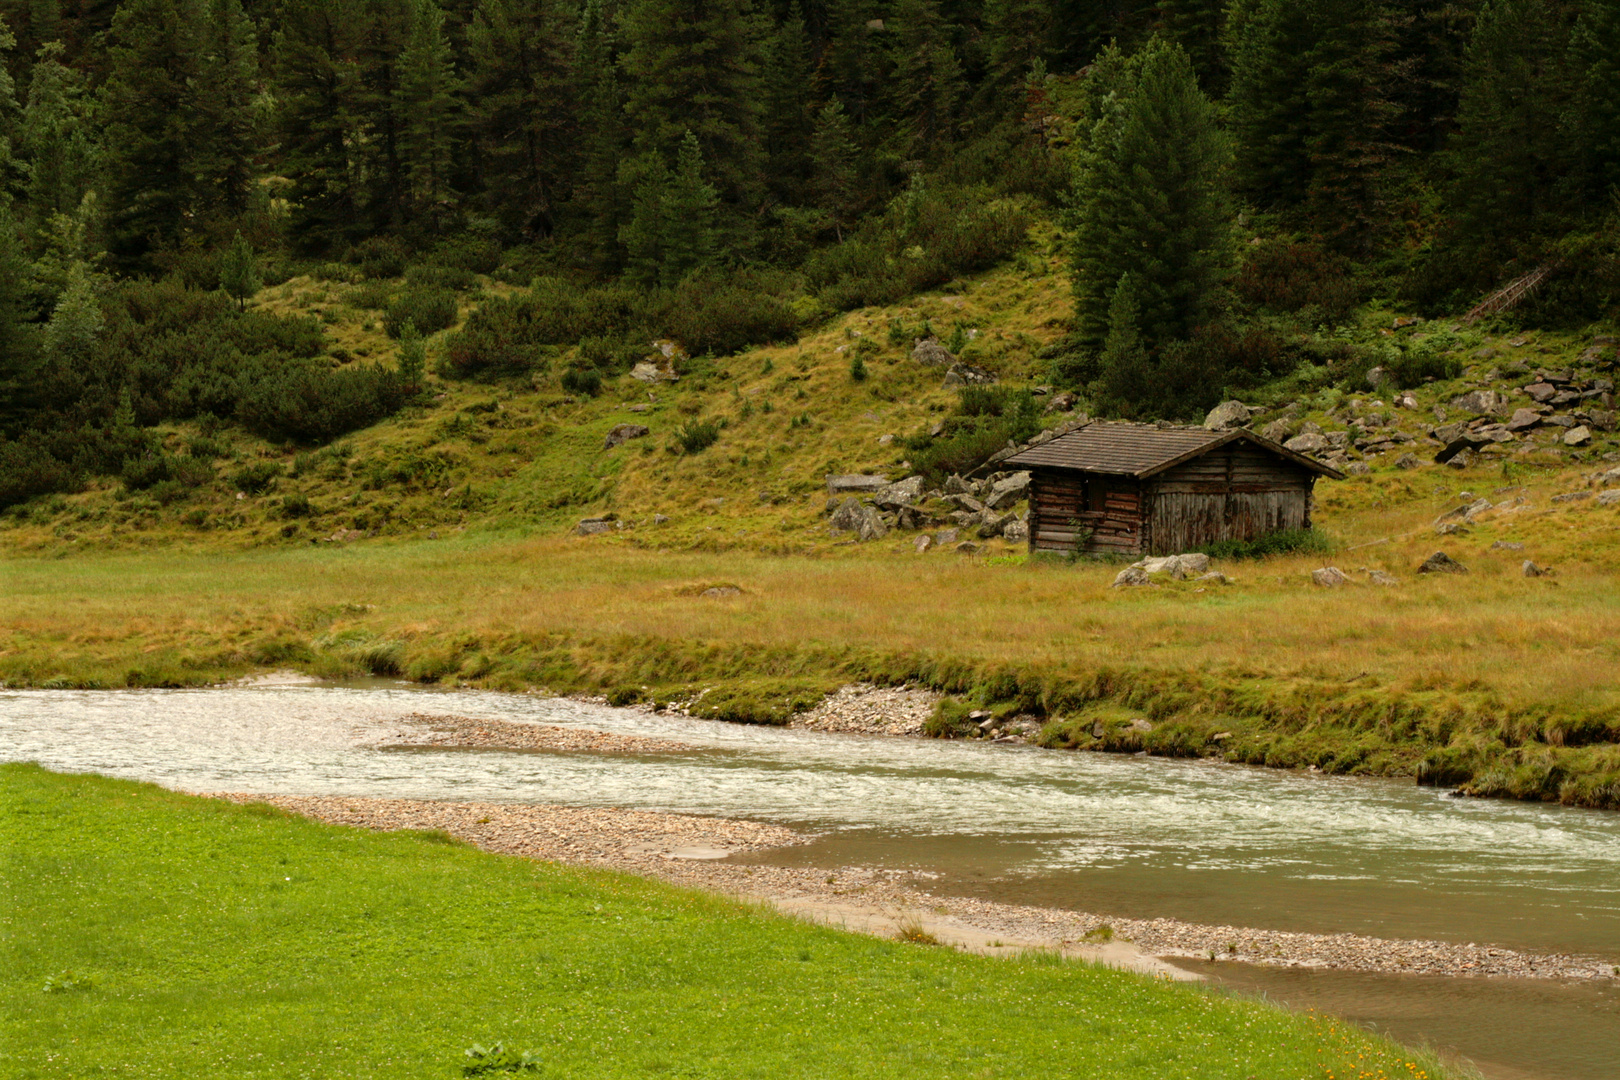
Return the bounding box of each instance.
[1460,261,1562,325]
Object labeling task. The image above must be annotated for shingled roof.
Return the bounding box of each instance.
[1004,421,1344,479]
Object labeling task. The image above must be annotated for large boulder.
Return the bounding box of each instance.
[603,423,650,449]
[1449,389,1503,416]
[1112,566,1153,588]
[1563,425,1592,446]
[984,471,1031,510]
[873,475,925,509]
[1311,567,1349,587]
[830,497,888,540]
[1204,400,1253,431]
[1003,518,1029,543]
[826,474,890,494]
[1418,551,1468,574]
[942,361,997,386]
[1506,408,1542,432]
[1131,552,1211,579]
[911,337,956,366]
[576,517,616,536]
[1284,431,1331,454]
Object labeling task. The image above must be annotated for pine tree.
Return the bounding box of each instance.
[1570,0,1620,206]
[620,130,719,287]
[219,231,260,309]
[464,0,576,239]
[760,2,815,203]
[396,319,426,388]
[42,259,102,364]
[571,0,628,268]
[1445,0,1575,262]
[1067,36,1232,350]
[977,0,1050,122]
[394,0,460,230]
[817,0,887,126]
[810,97,860,235]
[617,0,767,249]
[190,0,261,224]
[97,0,206,265]
[0,204,38,429]
[886,0,964,156]
[19,41,99,237]
[1154,0,1225,92]
[272,0,370,251]
[1092,273,1150,415]
[0,15,18,206]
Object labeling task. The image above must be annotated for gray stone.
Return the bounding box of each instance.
[914,534,933,553]
[829,497,866,531]
[1368,570,1398,586]
[1394,452,1422,470]
[1563,425,1592,446]
[857,511,888,542]
[955,541,981,554]
[1312,566,1349,587]
[1284,431,1331,453]
[1046,391,1078,413]
[1450,389,1503,415]
[946,493,985,513]
[1521,560,1544,578]
[1259,419,1294,443]
[1490,540,1524,551]
[1418,551,1468,574]
[1393,392,1419,410]
[1507,408,1542,432]
[576,517,615,536]
[935,528,960,544]
[984,471,1031,509]
[1203,400,1254,431]
[1003,518,1030,543]
[977,514,1013,539]
[1596,489,1620,507]
[1112,566,1154,588]
[911,336,956,366]
[1550,490,1592,504]
[826,474,890,494]
[700,586,741,598]
[873,475,925,509]
[1195,571,1229,585]
[943,474,973,495]
[942,361,997,386]
[1365,366,1390,389]
[603,422,650,449]
[1525,382,1558,403]
[1346,461,1372,475]
[1444,448,1476,469]
[652,514,670,525]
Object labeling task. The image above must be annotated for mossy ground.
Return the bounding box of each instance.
[1,764,1465,1080]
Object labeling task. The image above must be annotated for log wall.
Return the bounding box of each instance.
[1028,470,1144,554]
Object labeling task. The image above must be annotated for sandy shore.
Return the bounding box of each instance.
[205,790,1618,984]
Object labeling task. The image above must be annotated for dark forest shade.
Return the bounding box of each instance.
[1006,422,1342,556]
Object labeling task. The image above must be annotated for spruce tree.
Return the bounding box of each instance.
[464,0,576,239]
[0,204,37,430]
[219,231,260,309]
[1067,36,1232,350]
[394,0,460,231]
[619,130,719,287]
[42,259,102,364]
[191,0,261,224]
[98,0,205,265]
[396,319,426,388]
[810,97,860,236]
[1154,0,1225,92]
[617,0,767,248]
[760,2,815,203]
[19,41,99,237]
[1571,0,1620,206]
[977,0,1051,121]
[816,0,886,125]
[886,0,964,157]
[571,0,629,268]
[1092,273,1150,415]
[272,0,370,250]
[0,16,18,205]
[1445,0,1574,262]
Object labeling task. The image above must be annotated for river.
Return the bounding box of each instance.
[2,681,1616,1079]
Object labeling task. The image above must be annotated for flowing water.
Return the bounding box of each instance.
[3,682,1617,1079]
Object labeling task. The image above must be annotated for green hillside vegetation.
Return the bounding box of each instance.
[1,764,1464,1080]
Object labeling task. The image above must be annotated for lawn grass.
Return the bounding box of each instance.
[1,764,1459,1080]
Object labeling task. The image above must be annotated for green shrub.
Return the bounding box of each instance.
[924,698,978,739]
[230,461,282,494]
[405,265,478,292]
[349,283,391,310]
[560,366,603,397]
[645,270,801,357]
[236,363,406,443]
[346,236,409,280]
[675,419,721,454]
[1195,527,1334,560]
[280,493,313,518]
[1233,240,1360,326]
[907,387,1041,483]
[1385,339,1463,388]
[384,287,459,338]
[849,354,868,382]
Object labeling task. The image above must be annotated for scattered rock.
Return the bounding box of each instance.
[1346,461,1372,475]
[1259,419,1294,443]
[1490,540,1524,551]
[1196,571,1229,585]
[977,514,1013,539]
[873,475,925,509]
[1368,570,1398,586]
[1417,551,1467,574]
[935,528,959,545]
[1003,518,1029,543]
[942,361,997,386]
[914,534,933,554]
[700,586,741,598]
[1445,449,1476,469]
[1525,382,1558,403]
[652,514,670,525]
[826,474,890,494]
[1394,452,1422,470]
[1450,389,1503,415]
[1045,391,1078,414]
[1203,400,1254,431]
[1393,391,1419,410]
[1521,560,1545,578]
[1506,408,1542,432]
[604,423,651,449]
[1434,522,1469,536]
[1284,432,1331,453]
[911,337,956,366]
[1311,567,1349,587]
[1112,566,1154,588]
[1131,552,1211,579]
[984,471,1031,510]
[1550,490,1592,504]
[576,517,616,536]
[1392,316,1421,329]
[955,541,981,554]
[1596,489,1620,506]
[1563,425,1592,446]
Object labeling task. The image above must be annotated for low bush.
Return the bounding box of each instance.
[230,461,281,494]
[1233,240,1360,326]
[1195,527,1335,560]
[405,265,478,292]
[385,287,459,338]
[675,419,721,454]
[906,387,1041,483]
[0,438,80,510]
[237,364,406,444]
[346,236,410,280]
[560,366,603,397]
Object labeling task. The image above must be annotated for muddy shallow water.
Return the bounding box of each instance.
[3,681,1617,1079]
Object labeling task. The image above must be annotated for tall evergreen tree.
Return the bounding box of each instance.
[272,0,370,250]
[19,41,99,238]
[394,0,460,230]
[97,0,205,265]
[190,0,261,224]
[1444,0,1575,260]
[620,129,719,286]
[0,15,19,205]
[886,0,964,157]
[0,203,38,431]
[464,0,576,239]
[816,0,886,125]
[760,1,815,202]
[809,96,860,234]
[618,0,767,246]
[1154,0,1225,92]
[570,0,628,267]
[1570,0,1620,205]
[976,0,1050,121]
[1067,36,1232,349]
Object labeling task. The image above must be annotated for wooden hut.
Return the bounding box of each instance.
[1005,422,1343,556]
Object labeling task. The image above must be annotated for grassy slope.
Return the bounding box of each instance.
[0,764,1458,1080]
[1,233,1618,806]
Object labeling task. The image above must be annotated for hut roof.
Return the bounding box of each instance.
[1005,421,1345,480]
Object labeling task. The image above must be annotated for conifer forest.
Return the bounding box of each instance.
[2,0,1619,508]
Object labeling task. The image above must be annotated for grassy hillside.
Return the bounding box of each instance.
[0,764,1463,1080]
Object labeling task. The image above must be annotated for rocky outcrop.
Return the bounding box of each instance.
[1203,400,1254,431]
[911,337,955,366]
[1417,551,1467,574]
[603,423,650,449]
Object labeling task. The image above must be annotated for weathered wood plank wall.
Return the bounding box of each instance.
[1028,470,1143,554]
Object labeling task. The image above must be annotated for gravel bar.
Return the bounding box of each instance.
[375,712,701,754]
[203,791,1618,983]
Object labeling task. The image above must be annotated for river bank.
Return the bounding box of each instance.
[207,789,1619,984]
